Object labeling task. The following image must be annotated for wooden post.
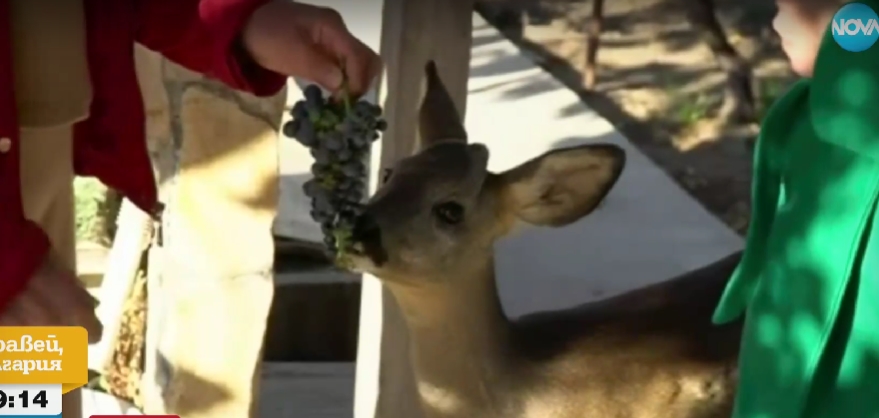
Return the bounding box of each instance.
[135,45,287,418]
[354,2,474,417]
[582,0,604,89]
[683,0,755,122]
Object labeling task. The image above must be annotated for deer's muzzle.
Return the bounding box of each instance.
[351,212,388,266]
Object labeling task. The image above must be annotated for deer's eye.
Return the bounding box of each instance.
[433,201,464,225]
[381,168,393,185]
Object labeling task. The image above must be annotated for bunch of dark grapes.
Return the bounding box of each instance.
[282,84,385,265]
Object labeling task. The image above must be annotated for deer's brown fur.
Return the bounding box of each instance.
[347,61,743,418]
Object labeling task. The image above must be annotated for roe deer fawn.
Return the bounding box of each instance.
[345,61,744,418]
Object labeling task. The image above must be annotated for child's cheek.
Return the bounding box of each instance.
[774,9,822,76]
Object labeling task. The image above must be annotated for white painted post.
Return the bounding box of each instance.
[87,199,152,373]
[355,2,475,417]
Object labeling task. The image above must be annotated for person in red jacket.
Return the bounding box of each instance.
[0,0,379,415]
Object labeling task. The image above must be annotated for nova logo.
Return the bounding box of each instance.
[831,2,879,52]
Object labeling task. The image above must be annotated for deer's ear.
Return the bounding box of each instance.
[419,60,467,148]
[497,144,625,227]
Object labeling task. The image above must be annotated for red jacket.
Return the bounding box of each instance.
[0,0,287,312]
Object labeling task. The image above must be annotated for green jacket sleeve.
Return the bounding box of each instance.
[711,82,809,324]
[712,132,782,323]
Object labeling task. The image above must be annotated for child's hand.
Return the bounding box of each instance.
[0,256,103,343]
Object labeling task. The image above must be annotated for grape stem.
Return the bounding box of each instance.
[338,61,353,114]
[333,62,354,267]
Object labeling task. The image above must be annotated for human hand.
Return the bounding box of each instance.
[241,1,382,99]
[0,256,103,344]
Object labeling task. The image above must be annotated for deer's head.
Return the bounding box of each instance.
[348,61,626,283]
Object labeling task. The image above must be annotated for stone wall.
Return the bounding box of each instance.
[134,45,287,418]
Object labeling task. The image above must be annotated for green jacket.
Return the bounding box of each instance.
[713,4,879,417]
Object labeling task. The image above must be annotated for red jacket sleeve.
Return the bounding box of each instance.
[0,0,51,312]
[133,0,287,97]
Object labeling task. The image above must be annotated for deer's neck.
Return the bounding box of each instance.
[387,259,513,417]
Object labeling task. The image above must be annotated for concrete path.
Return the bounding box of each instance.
[264,11,743,418]
[259,363,354,418]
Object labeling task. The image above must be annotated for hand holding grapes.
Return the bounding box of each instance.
[241,1,382,98]
[242,1,385,262]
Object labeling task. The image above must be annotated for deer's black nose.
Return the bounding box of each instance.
[352,212,388,265]
[352,212,379,241]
